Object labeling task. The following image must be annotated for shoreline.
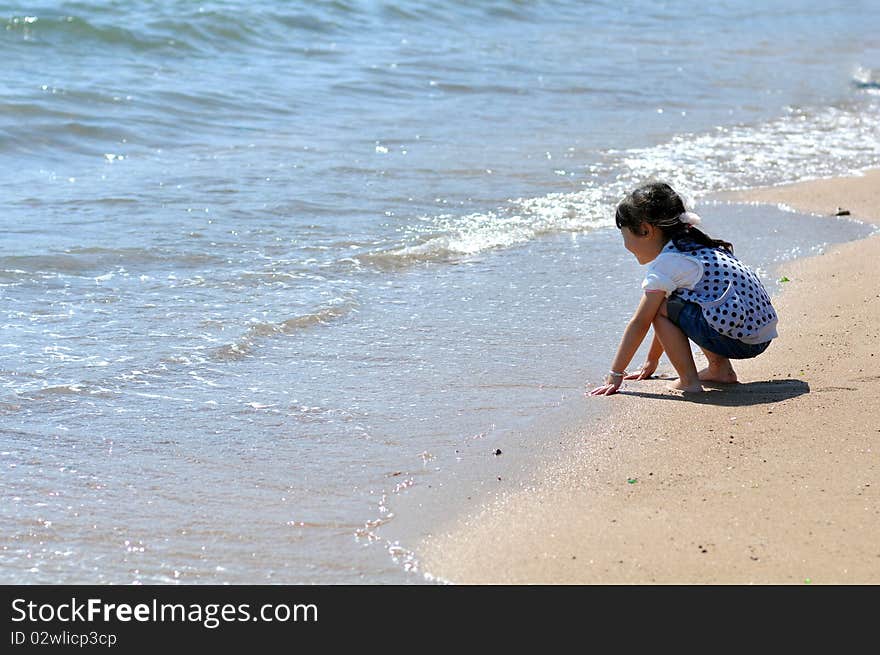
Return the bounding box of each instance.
[404,169,880,584]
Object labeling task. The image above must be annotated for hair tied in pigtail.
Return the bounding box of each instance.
[678,211,701,227]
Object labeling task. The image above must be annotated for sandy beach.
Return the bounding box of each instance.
[413,169,880,584]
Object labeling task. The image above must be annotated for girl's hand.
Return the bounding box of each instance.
[625,359,658,381]
[587,381,621,396]
[587,373,623,396]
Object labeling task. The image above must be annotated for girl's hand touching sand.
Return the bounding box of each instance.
[587,373,623,396]
[625,359,658,380]
[587,382,620,396]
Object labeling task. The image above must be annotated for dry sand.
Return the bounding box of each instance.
[414,169,880,584]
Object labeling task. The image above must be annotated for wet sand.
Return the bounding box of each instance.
[413,169,880,584]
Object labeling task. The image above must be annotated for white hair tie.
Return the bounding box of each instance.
[678,211,701,226]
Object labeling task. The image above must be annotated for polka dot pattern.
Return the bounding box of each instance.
[669,242,777,341]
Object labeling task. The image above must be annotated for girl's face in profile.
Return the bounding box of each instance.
[621,222,662,265]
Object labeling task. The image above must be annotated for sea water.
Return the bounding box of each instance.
[1,0,878,583]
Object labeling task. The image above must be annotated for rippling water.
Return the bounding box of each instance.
[1,1,879,583]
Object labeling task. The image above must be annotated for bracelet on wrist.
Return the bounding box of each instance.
[607,370,626,378]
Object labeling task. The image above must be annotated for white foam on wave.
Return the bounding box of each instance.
[359,185,615,267]
[610,100,880,195]
[853,66,879,94]
[362,95,880,269]
[211,295,360,361]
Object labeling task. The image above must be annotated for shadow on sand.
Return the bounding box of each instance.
[619,378,810,406]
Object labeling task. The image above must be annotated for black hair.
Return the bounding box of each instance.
[614,182,733,254]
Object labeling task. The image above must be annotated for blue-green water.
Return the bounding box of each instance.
[1,1,878,583]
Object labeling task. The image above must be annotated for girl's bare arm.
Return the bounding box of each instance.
[589,291,665,396]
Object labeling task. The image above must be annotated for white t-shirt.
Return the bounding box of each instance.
[641,252,702,298]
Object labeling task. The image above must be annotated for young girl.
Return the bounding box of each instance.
[588,182,778,397]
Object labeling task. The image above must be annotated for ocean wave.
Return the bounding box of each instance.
[853,66,880,93]
[4,14,195,53]
[350,95,880,270]
[0,248,227,275]
[0,91,290,159]
[31,383,115,398]
[355,187,613,269]
[211,297,359,361]
[1,4,378,57]
[3,1,571,57]
[609,100,880,194]
[2,9,335,55]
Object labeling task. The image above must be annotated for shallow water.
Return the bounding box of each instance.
[1,1,879,583]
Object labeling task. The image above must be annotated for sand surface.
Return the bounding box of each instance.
[414,170,880,584]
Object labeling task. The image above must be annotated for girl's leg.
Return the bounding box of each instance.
[696,347,738,384]
[653,302,703,392]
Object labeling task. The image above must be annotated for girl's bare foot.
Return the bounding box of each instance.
[697,366,738,384]
[667,379,704,393]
